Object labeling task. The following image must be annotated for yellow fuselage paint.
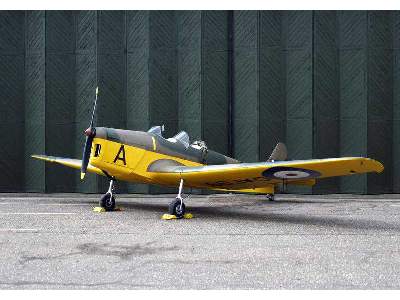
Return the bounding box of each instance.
[90,138,202,186]
[89,138,277,193]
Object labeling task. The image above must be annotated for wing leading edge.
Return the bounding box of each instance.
[149,157,384,190]
[32,154,383,192]
[31,155,105,177]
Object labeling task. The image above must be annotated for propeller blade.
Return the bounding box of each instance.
[80,134,94,180]
[89,86,99,128]
[80,87,99,180]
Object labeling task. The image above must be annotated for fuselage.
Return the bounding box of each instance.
[89,127,239,187]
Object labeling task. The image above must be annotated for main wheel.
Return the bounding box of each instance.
[168,198,186,218]
[266,194,275,201]
[100,193,116,211]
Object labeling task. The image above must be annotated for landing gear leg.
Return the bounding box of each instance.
[168,179,186,218]
[266,194,275,201]
[100,179,116,211]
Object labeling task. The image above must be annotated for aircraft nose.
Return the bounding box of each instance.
[84,127,96,137]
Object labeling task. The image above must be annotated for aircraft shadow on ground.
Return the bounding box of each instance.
[117,200,400,232]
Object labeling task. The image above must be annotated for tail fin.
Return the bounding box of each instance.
[268,142,287,162]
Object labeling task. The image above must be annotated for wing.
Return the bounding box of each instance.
[149,157,384,190]
[31,155,105,177]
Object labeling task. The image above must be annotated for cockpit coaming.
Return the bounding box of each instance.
[93,126,239,166]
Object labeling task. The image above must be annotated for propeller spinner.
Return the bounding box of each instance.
[80,87,99,180]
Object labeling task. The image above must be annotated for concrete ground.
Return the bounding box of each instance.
[0,192,399,289]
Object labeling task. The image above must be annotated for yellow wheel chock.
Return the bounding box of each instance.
[92,206,123,213]
[161,213,193,220]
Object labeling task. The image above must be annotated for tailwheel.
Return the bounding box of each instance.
[100,193,115,211]
[168,198,186,219]
[266,194,275,201]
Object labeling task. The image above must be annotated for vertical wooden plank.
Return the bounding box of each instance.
[25,11,46,192]
[127,11,150,132]
[177,11,202,140]
[338,11,368,193]
[313,11,340,193]
[258,11,286,163]
[97,11,126,130]
[148,11,177,138]
[45,11,76,192]
[393,11,400,193]
[0,11,25,191]
[202,11,229,155]
[233,11,259,163]
[366,11,393,194]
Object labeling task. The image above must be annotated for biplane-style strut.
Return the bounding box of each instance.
[32,88,384,218]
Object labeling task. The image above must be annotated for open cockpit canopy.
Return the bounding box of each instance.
[147,125,165,137]
[167,131,190,149]
[148,125,191,149]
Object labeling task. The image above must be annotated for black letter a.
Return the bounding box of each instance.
[113,145,126,165]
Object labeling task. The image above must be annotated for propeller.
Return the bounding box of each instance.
[80,87,99,180]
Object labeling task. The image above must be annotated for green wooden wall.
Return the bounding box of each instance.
[0,10,398,194]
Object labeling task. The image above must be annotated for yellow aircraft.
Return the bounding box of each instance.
[33,88,384,218]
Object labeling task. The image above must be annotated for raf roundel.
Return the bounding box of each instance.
[262,167,321,180]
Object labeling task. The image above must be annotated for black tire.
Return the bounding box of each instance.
[168,198,186,218]
[100,193,116,211]
[266,194,275,201]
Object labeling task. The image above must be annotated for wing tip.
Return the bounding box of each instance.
[31,154,49,161]
[372,159,384,173]
[363,158,384,173]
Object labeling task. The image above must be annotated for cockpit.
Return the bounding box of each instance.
[147,125,208,152]
[94,125,238,165]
